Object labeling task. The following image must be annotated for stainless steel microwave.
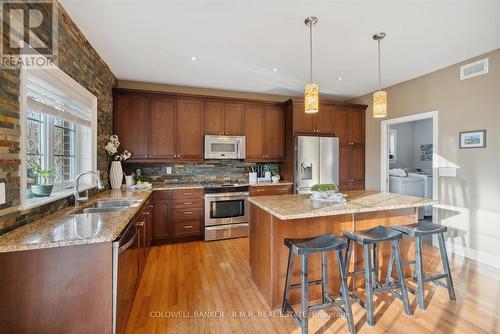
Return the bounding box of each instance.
[204,135,245,159]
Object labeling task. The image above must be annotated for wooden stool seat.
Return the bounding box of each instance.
[344,225,402,244]
[284,234,347,255]
[392,221,447,237]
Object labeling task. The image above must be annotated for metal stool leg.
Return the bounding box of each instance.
[301,254,309,334]
[344,239,352,277]
[336,250,356,334]
[364,244,375,326]
[438,233,456,301]
[385,246,394,286]
[373,243,379,288]
[392,240,412,316]
[321,251,328,303]
[414,236,426,310]
[282,248,295,314]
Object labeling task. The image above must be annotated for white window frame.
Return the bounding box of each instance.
[20,63,98,210]
[388,129,397,161]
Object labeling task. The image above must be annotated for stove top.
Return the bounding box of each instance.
[202,182,249,194]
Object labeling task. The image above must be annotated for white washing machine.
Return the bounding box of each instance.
[408,172,433,217]
[389,176,425,220]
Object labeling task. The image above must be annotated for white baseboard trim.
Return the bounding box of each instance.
[445,240,500,269]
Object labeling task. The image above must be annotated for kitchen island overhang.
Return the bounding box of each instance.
[248,191,435,310]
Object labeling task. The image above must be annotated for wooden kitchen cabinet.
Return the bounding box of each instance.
[249,184,293,196]
[347,109,365,145]
[263,105,284,160]
[176,99,204,160]
[334,107,349,144]
[152,189,204,242]
[244,104,264,160]
[149,98,176,159]
[204,102,244,136]
[114,94,149,159]
[339,145,365,191]
[224,103,244,135]
[244,103,285,162]
[291,100,334,135]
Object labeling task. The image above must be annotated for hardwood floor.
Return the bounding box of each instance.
[125,238,500,334]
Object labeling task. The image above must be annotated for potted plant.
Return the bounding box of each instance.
[263,164,280,183]
[105,135,132,189]
[30,162,55,197]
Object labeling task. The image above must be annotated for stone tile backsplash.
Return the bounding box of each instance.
[124,161,279,184]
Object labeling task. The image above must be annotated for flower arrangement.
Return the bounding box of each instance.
[105,135,131,161]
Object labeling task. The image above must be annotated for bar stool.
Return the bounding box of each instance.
[391,222,456,310]
[343,226,412,326]
[282,234,355,334]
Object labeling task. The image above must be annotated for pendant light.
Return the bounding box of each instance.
[304,16,318,114]
[373,32,387,118]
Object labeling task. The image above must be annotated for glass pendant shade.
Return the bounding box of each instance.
[304,83,319,113]
[372,90,387,118]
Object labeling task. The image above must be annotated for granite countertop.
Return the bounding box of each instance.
[0,183,202,253]
[248,190,436,220]
[249,181,293,187]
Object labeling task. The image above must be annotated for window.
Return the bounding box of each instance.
[21,65,97,208]
[389,129,397,161]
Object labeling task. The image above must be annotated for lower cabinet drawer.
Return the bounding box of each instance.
[172,198,203,209]
[249,185,293,196]
[174,221,202,237]
[173,207,203,222]
[204,223,249,241]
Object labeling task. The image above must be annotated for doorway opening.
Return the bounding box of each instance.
[381,111,438,222]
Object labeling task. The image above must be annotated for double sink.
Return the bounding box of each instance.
[73,199,138,214]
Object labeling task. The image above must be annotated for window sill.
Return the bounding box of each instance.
[22,184,96,211]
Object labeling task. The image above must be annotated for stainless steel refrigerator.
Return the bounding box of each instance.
[294,136,339,194]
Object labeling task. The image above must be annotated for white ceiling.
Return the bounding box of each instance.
[60,0,500,100]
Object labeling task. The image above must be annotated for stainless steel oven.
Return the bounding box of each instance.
[203,183,249,241]
[204,192,248,226]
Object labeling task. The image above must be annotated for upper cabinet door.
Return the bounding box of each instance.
[347,109,365,145]
[314,105,334,135]
[334,107,349,145]
[292,102,314,134]
[114,94,149,159]
[224,103,244,136]
[244,104,264,160]
[149,98,176,159]
[263,105,284,160]
[176,100,204,160]
[204,102,224,135]
[349,145,365,182]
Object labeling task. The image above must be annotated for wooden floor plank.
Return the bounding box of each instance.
[125,238,500,334]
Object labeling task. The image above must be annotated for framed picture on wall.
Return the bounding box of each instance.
[459,130,486,149]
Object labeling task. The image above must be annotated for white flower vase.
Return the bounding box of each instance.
[110,161,123,190]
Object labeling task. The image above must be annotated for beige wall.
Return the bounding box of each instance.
[351,48,500,262]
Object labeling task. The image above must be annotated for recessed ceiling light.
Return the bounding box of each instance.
[272,68,278,72]
[338,77,343,81]
[191,56,199,61]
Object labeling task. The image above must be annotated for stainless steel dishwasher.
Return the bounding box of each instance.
[112,221,139,334]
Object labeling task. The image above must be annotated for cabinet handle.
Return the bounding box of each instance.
[256,189,265,192]
[183,202,193,205]
[183,192,193,195]
[135,221,145,227]
[145,154,148,157]
[184,211,193,215]
[183,225,193,229]
[143,212,150,215]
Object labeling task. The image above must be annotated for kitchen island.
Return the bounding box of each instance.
[248,191,435,309]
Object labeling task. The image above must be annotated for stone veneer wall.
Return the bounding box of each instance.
[125,161,279,184]
[0,3,116,234]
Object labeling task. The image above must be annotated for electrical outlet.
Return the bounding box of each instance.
[166,167,172,174]
[0,182,5,205]
[439,167,457,177]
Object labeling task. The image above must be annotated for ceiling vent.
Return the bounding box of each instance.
[460,58,488,80]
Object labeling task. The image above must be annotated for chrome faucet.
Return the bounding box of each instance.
[74,171,104,206]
